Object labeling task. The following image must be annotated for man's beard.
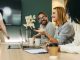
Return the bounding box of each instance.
[41,20,48,25]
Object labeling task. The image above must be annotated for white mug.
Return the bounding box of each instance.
[28,38,34,46]
[35,38,40,47]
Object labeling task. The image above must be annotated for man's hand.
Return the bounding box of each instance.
[7,36,10,39]
[32,36,36,41]
[0,25,2,30]
[32,36,36,44]
[34,29,46,35]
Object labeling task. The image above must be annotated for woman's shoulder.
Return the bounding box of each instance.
[63,21,73,28]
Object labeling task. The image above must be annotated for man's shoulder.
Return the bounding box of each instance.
[47,21,52,25]
[47,22,55,27]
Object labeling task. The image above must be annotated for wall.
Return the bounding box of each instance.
[21,0,52,28]
[0,0,21,25]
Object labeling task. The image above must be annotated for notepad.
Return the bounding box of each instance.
[24,49,47,54]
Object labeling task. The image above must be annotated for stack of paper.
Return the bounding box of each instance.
[24,48,47,54]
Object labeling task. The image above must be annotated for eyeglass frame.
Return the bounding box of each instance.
[38,15,47,20]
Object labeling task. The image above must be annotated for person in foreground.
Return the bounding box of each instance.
[32,11,56,44]
[0,9,9,44]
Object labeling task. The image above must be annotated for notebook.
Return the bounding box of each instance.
[24,48,47,54]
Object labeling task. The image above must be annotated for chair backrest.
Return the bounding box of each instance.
[72,22,80,46]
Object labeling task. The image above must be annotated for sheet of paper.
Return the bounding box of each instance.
[24,48,47,54]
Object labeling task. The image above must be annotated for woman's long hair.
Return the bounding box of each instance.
[53,7,67,25]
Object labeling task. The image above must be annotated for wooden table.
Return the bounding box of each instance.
[0,43,80,60]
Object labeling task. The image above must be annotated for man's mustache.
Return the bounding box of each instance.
[41,20,47,21]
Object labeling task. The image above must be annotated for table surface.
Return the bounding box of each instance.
[0,43,80,60]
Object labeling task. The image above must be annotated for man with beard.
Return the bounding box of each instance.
[33,11,56,44]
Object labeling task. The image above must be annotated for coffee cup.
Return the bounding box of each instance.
[28,38,34,46]
[34,38,40,47]
[48,43,58,56]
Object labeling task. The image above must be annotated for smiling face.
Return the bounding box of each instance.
[38,13,48,25]
[52,7,67,26]
[52,9,58,22]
